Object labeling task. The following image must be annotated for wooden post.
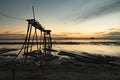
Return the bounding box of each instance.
[12,68,15,80]
[44,32,47,61]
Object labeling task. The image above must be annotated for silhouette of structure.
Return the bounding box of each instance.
[12,6,52,64]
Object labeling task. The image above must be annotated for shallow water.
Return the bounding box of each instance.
[53,44,120,57]
[0,39,120,57]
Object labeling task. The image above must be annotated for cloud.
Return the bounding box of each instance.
[52,34,68,37]
[96,27,120,38]
[72,0,120,22]
[105,32,120,38]
[0,34,25,39]
[108,32,120,35]
[52,32,83,38]
[0,30,25,34]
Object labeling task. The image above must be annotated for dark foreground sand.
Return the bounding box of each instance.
[0,50,120,80]
[0,62,120,80]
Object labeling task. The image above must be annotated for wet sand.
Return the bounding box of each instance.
[0,50,120,80]
[0,62,120,80]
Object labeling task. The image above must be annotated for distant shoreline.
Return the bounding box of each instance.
[0,38,120,40]
[0,41,120,45]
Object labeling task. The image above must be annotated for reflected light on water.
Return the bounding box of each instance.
[53,44,120,57]
[0,38,120,57]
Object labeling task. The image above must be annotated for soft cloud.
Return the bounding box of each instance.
[0,30,25,34]
[67,0,120,23]
[52,32,83,38]
[105,32,120,38]
[0,34,25,40]
[94,27,120,38]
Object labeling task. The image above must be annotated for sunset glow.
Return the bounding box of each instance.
[0,0,120,39]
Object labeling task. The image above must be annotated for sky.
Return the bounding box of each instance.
[0,0,120,39]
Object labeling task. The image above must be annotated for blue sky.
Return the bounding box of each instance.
[0,0,120,38]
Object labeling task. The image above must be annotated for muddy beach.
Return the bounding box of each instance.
[0,49,120,80]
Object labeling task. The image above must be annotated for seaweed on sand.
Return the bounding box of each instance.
[58,51,120,64]
[0,48,18,54]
